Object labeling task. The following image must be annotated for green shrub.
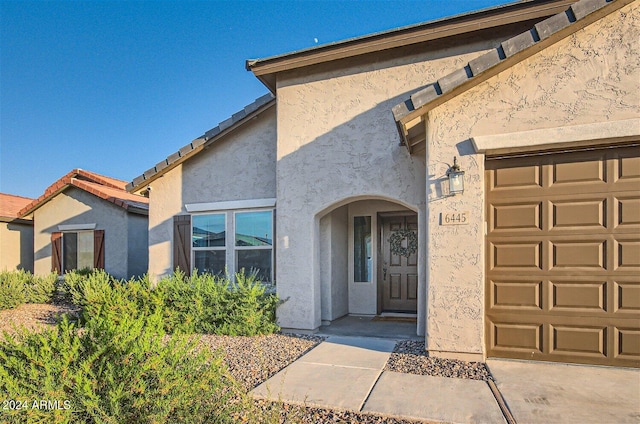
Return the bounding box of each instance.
[57,269,280,336]
[158,270,280,336]
[0,273,25,310]
[0,270,57,310]
[218,271,280,336]
[25,273,57,304]
[0,312,246,423]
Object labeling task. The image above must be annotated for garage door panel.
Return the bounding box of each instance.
[550,281,607,313]
[490,202,542,233]
[615,238,640,271]
[551,198,606,230]
[614,281,640,313]
[486,145,640,367]
[490,241,542,271]
[618,153,640,180]
[490,322,543,353]
[492,164,542,190]
[616,197,640,229]
[490,280,543,310]
[550,325,607,358]
[551,240,607,270]
[552,157,607,186]
[614,327,640,360]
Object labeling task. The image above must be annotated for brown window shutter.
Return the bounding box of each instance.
[51,232,62,275]
[94,230,105,269]
[173,215,191,276]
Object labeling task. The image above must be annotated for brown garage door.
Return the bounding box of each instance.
[485,144,640,367]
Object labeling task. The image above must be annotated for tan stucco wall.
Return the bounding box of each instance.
[273,33,524,331]
[33,187,147,280]
[0,221,33,272]
[424,2,639,358]
[147,107,277,280]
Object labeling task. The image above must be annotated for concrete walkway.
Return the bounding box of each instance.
[253,336,505,423]
[252,335,640,423]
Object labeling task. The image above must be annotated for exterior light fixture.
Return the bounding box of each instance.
[447,156,465,195]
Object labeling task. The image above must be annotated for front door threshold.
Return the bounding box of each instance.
[380,312,417,318]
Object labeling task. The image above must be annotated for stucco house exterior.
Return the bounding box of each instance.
[0,193,34,272]
[20,169,149,280]
[129,0,639,368]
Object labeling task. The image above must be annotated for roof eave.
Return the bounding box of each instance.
[394,0,631,152]
[247,0,576,92]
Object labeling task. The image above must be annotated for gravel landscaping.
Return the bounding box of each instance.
[1,304,490,423]
[386,340,493,381]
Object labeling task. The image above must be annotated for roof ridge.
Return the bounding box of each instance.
[18,169,146,217]
[392,0,627,151]
[126,93,275,192]
[73,169,128,189]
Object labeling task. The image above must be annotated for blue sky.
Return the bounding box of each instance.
[1,0,509,199]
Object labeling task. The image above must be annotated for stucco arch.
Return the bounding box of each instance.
[314,193,418,221]
[313,194,425,336]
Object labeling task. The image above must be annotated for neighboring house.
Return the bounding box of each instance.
[19,169,149,280]
[129,0,639,368]
[0,193,34,272]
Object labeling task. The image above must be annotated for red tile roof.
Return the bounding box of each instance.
[18,169,149,217]
[0,193,34,220]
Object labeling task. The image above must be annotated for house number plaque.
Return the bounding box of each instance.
[441,211,469,225]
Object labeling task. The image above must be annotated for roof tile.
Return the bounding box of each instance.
[132,175,146,188]
[167,151,181,164]
[218,117,235,131]
[535,11,573,40]
[0,193,34,219]
[501,29,537,58]
[178,143,194,156]
[437,66,472,94]
[203,126,221,139]
[154,159,170,173]
[468,48,502,76]
[571,0,609,20]
[18,170,148,217]
[142,167,157,179]
[191,137,206,149]
[411,84,441,110]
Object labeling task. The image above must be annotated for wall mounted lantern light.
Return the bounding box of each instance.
[446,156,465,195]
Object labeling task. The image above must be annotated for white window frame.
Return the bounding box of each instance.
[233,208,274,283]
[189,205,275,282]
[191,212,227,276]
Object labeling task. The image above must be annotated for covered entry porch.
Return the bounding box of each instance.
[316,196,426,337]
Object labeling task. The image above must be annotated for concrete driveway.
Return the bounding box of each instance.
[488,359,640,424]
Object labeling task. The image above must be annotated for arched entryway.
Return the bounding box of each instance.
[315,196,424,337]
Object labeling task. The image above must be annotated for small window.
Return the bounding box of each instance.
[354,216,372,282]
[63,231,94,272]
[235,210,273,282]
[192,214,225,247]
[192,213,226,276]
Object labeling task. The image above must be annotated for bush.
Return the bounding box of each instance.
[63,269,280,336]
[0,270,57,310]
[159,270,280,336]
[0,312,248,423]
[0,274,25,310]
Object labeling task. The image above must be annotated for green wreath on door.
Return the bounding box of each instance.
[388,229,418,258]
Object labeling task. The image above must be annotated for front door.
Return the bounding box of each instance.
[380,215,418,313]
